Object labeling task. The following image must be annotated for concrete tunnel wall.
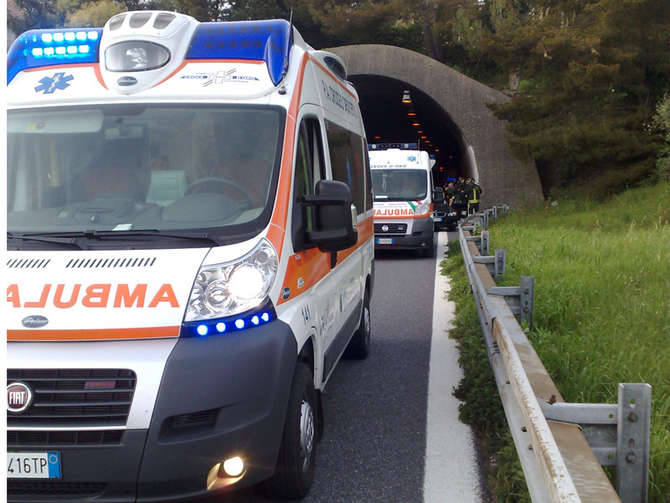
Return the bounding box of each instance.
[330,44,544,208]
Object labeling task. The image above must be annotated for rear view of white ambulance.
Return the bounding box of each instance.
[370,146,437,257]
[7,10,374,502]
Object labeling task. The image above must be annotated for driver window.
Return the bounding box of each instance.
[292,117,325,252]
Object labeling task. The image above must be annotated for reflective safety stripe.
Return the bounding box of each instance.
[7,326,180,341]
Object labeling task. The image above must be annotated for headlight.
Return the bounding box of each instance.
[185,239,278,322]
[416,201,431,216]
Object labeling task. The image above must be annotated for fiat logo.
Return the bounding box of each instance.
[7,382,33,414]
[381,225,389,232]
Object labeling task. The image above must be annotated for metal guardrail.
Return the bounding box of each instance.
[457,206,651,503]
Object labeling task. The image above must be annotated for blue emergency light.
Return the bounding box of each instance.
[8,19,293,86]
[7,28,103,84]
[186,19,293,86]
[183,305,276,338]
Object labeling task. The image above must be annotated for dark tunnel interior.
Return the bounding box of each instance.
[349,75,468,187]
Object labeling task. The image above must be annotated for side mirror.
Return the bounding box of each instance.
[303,180,358,252]
[432,187,445,204]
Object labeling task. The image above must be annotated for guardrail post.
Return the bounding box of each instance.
[492,206,498,220]
[495,249,506,280]
[520,276,534,328]
[481,231,490,256]
[482,211,489,229]
[617,383,651,503]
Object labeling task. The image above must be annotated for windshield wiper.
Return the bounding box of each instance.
[21,229,221,246]
[7,232,84,250]
[86,229,220,245]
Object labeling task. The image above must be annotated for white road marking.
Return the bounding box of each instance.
[424,231,481,502]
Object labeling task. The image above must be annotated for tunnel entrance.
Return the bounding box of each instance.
[331,44,544,207]
[350,75,467,188]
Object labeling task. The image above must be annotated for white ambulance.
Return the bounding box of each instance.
[369,146,439,257]
[6,11,374,501]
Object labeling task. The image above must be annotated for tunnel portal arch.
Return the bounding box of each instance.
[330,44,543,207]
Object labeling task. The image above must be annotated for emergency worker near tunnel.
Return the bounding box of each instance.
[452,181,468,217]
[444,181,456,206]
[465,177,482,214]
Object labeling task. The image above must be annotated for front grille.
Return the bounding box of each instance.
[374,223,407,234]
[7,369,136,427]
[8,480,106,496]
[7,429,123,447]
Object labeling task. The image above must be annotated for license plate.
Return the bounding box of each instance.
[376,238,393,245]
[7,452,61,479]
[433,217,442,222]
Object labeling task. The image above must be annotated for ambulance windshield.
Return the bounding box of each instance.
[7,104,284,243]
[371,169,427,201]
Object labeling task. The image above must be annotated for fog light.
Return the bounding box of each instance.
[222,457,245,477]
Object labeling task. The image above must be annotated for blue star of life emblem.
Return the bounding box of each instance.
[34,72,74,94]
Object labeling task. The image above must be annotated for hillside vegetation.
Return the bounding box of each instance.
[9,1,670,194]
[447,182,670,502]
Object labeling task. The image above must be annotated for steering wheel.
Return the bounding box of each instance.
[184,177,254,209]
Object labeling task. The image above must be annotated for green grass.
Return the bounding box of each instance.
[491,182,670,501]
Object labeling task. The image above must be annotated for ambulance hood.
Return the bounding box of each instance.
[6,248,209,340]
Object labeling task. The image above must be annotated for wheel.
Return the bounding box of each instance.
[422,236,435,258]
[344,289,371,359]
[264,364,317,500]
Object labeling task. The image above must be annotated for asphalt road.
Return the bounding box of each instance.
[217,238,450,503]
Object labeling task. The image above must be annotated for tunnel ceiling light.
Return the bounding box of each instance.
[412,122,421,127]
[407,112,416,117]
[374,135,381,140]
[435,148,440,152]
[417,130,423,134]
[402,89,411,104]
[421,135,427,139]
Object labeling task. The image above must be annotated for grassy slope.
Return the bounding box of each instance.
[447,182,670,502]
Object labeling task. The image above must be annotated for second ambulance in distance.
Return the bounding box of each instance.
[370,145,440,257]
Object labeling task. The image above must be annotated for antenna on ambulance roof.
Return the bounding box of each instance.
[280,9,294,82]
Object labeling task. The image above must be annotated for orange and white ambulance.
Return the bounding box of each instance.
[6,11,374,501]
[370,145,438,257]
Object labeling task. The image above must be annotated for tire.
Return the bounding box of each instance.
[344,289,371,359]
[263,364,317,500]
[422,236,435,258]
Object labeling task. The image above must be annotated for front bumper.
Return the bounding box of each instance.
[8,321,298,503]
[374,217,434,250]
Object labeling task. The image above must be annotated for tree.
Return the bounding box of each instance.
[449,0,670,194]
[67,0,123,26]
[652,94,670,181]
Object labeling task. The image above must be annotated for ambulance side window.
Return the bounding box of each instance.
[363,140,373,211]
[292,118,325,252]
[325,120,365,214]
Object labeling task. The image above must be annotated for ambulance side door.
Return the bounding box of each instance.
[320,119,365,381]
[290,110,332,383]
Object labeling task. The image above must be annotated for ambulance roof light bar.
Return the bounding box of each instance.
[8,18,294,87]
[7,28,103,84]
[185,19,293,86]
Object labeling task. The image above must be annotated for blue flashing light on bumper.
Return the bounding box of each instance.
[182,304,276,338]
